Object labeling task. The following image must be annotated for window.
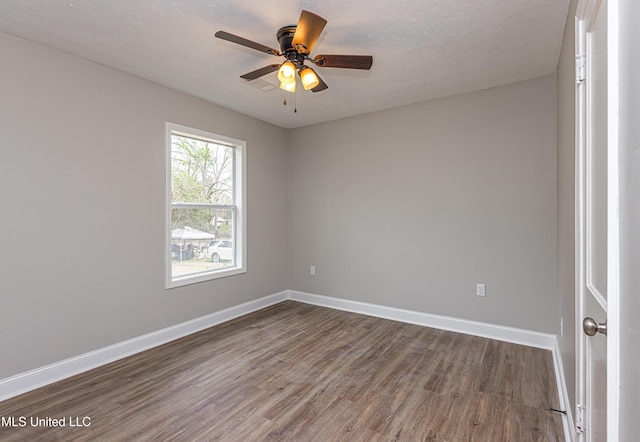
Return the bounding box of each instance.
[166,123,246,288]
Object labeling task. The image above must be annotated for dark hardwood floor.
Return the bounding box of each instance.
[0,301,564,441]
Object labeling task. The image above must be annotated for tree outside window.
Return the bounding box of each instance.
[166,123,245,288]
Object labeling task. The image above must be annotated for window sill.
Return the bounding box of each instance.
[166,266,246,289]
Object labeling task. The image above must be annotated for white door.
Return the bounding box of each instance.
[575,0,619,440]
[617,0,640,438]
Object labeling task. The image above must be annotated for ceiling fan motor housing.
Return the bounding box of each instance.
[277,26,306,66]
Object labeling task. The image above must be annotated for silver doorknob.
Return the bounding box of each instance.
[583,317,607,336]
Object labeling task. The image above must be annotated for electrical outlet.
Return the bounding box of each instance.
[310,265,315,276]
[476,283,486,297]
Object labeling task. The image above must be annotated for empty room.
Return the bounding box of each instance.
[1,0,638,441]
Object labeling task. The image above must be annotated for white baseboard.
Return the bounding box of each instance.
[287,290,556,349]
[1,287,571,442]
[552,337,576,442]
[0,291,288,402]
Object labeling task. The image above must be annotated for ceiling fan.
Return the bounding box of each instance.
[215,10,373,94]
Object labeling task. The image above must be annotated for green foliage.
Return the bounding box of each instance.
[216,221,232,239]
[172,170,205,203]
[171,208,213,234]
[171,136,233,205]
[171,134,234,238]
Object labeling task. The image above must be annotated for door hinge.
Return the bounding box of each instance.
[576,54,586,84]
[576,404,586,434]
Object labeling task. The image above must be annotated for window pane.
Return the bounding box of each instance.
[166,123,245,288]
[171,135,234,205]
[171,207,234,278]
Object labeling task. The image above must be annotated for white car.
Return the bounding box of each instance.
[208,240,233,263]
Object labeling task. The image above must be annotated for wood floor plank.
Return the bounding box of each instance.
[0,301,564,441]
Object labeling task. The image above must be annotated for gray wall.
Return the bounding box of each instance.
[288,76,559,333]
[1,26,566,383]
[556,0,578,417]
[0,31,289,379]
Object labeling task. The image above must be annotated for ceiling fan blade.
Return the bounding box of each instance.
[240,64,281,81]
[312,55,373,70]
[311,73,328,93]
[292,10,327,54]
[215,31,280,56]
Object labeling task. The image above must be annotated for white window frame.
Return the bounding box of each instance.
[165,122,246,289]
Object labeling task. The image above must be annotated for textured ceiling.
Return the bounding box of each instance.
[0,0,569,129]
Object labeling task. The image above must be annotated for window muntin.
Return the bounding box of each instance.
[166,123,245,288]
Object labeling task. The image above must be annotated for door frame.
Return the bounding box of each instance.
[574,0,620,440]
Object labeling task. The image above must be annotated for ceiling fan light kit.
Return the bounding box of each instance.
[215,10,373,101]
[277,61,297,85]
[299,66,320,90]
[279,80,296,93]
